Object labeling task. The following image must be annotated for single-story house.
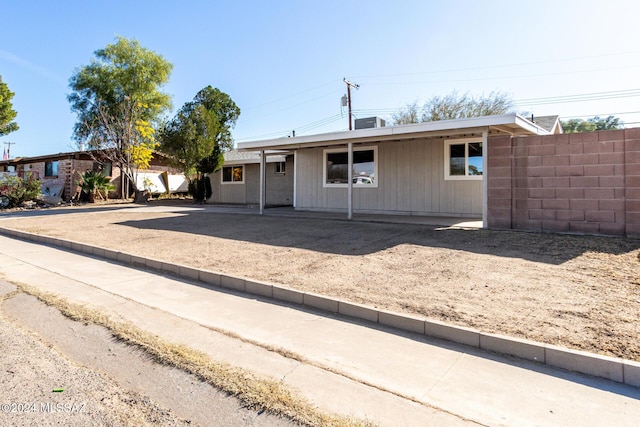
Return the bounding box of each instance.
[0,150,186,200]
[208,150,294,206]
[236,114,559,226]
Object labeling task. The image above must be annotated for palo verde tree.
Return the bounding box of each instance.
[67,36,173,199]
[159,86,240,203]
[392,90,515,125]
[0,75,19,137]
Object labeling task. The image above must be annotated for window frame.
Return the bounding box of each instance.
[274,161,286,174]
[44,160,59,177]
[323,146,378,188]
[93,161,112,177]
[221,165,244,184]
[444,139,484,181]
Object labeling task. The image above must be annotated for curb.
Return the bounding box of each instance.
[1,226,639,388]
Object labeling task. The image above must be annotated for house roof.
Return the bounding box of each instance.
[532,115,563,134]
[237,113,551,151]
[0,149,94,166]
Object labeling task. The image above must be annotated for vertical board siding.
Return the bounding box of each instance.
[295,139,482,216]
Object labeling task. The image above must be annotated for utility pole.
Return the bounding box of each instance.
[343,78,359,130]
[3,141,16,159]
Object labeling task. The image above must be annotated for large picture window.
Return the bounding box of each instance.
[45,161,58,177]
[444,140,483,180]
[222,165,244,183]
[324,146,378,187]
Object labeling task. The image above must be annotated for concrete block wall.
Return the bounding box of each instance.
[487,130,640,237]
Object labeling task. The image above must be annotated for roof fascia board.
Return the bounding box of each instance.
[237,113,550,151]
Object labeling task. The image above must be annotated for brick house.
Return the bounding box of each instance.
[0,150,183,200]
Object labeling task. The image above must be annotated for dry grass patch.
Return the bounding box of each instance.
[15,283,375,427]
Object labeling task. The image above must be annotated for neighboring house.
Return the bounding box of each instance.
[0,150,185,200]
[237,114,553,224]
[530,115,563,134]
[208,150,294,206]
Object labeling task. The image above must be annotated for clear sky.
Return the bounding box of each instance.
[2,0,640,158]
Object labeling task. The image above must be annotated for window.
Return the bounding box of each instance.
[45,161,58,177]
[222,165,244,183]
[324,146,377,187]
[444,140,483,180]
[93,162,112,177]
[274,161,286,174]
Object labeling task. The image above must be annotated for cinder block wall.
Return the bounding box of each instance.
[487,130,640,237]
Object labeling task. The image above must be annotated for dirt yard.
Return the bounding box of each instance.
[1,201,639,361]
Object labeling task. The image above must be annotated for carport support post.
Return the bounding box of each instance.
[259,150,265,215]
[482,129,488,228]
[347,142,353,220]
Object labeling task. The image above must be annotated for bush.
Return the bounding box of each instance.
[0,175,41,208]
[188,175,211,204]
[80,170,115,202]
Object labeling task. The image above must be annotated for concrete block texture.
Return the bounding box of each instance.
[623,360,640,387]
[199,270,221,287]
[272,286,304,305]
[379,311,425,335]
[178,265,200,281]
[245,280,273,298]
[480,333,545,363]
[303,293,339,313]
[220,275,245,292]
[338,301,379,323]
[424,319,479,347]
[545,345,624,383]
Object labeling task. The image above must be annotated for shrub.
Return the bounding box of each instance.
[80,170,115,202]
[0,174,41,208]
[188,174,211,203]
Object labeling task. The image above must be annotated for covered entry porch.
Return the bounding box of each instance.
[238,114,550,227]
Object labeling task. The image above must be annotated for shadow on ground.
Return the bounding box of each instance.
[114,209,639,264]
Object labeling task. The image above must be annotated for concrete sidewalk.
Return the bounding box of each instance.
[0,235,638,426]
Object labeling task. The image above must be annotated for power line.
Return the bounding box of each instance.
[514,88,640,106]
[350,50,640,80]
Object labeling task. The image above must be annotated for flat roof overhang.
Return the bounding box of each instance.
[237,114,550,151]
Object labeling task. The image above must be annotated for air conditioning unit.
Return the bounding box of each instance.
[355,117,386,130]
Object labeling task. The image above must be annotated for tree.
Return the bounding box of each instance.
[392,101,421,125]
[159,86,240,202]
[561,115,623,133]
[422,90,514,122]
[68,36,173,198]
[0,75,19,136]
[392,91,514,125]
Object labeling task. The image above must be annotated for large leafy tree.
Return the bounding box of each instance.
[159,86,240,200]
[392,91,515,125]
[0,75,19,136]
[67,36,173,198]
[561,115,623,133]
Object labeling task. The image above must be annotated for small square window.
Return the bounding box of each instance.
[274,161,286,174]
[222,165,244,183]
[444,141,483,180]
[45,161,59,177]
[93,162,112,177]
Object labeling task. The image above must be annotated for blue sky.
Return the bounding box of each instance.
[2,0,640,157]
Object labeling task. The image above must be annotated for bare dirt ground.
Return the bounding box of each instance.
[0,285,292,427]
[1,200,639,362]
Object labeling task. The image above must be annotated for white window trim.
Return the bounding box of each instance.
[323,146,378,188]
[221,165,245,184]
[444,139,484,181]
[274,161,286,174]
